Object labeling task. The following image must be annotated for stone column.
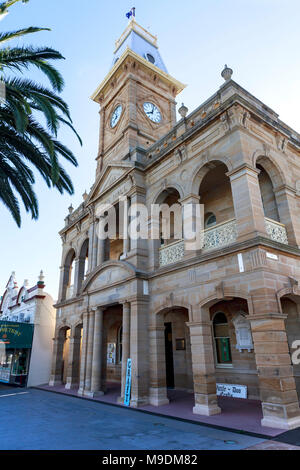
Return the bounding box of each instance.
[250,312,300,430]
[149,325,169,406]
[58,266,65,301]
[122,197,131,257]
[78,311,89,395]
[119,302,131,402]
[179,194,202,253]
[73,257,80,296]
[87,222,95,273]
[89,307,104,397]
[126,189,148,271]
[92,221,98,269]
[274,186,300,247]
[187,309,221,416]
[65,329,81,389]
[130,298,149,407]
[83,309,95,396]
[97,216,106,265]
[49,334,64,386]
[228,165,267,242]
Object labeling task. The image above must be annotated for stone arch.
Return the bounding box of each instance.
[150,184,184,206]
[60,248,76,301]
[153,304,193,323]
[199,288,254,315]
[190,158,233,195]
[253,154,286,190]
[82,260,136,292]
[77,238,89,294]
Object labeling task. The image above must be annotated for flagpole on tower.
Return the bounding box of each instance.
[126,7,136,21]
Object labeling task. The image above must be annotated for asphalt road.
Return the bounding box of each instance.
[0,385,267,450]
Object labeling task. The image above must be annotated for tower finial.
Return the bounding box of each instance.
[221,64,233,82]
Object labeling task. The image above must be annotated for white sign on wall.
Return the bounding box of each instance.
[216,383,247,399]
[107,343,116,364]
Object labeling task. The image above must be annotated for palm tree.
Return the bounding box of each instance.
[0,0,81,226]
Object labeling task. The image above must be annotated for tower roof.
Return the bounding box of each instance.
[111,18,168,73]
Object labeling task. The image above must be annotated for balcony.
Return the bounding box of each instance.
[159,219,237,267]
[202,218,237,252]
[159,239,185,267]
[265,217,288,245]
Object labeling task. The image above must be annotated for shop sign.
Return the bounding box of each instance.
[216,383,247,399]
[0,321,34,349]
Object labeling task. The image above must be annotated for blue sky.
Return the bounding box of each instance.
[1,0,300,299]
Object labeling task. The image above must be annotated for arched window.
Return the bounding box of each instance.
[205,212,217,228]
[117,326,123,363]
[213,312,232,365]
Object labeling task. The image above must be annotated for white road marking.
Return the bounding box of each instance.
[0,392,29,398]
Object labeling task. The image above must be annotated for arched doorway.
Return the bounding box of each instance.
[150,306,193,406]
[102,305,123,397]
[209,298,258,400]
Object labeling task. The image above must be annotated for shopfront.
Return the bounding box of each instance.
[0,321,34,387]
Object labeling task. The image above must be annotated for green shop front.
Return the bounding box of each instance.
[0,321,34,386]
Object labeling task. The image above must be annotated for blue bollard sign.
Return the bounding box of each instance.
[124,358,132,406]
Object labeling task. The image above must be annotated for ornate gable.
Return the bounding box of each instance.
[87,163,132,204]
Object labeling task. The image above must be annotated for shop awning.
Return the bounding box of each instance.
[0,321,34,349]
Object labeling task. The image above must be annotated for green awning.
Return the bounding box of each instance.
[0,321,34,349]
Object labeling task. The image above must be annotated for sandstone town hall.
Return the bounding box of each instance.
[48,16,300,431]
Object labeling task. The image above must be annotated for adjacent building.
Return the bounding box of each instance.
[49,18,300,430]
[0,271,55,387]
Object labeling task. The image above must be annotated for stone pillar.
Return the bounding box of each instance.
[275,186,300,247]
[188,310,221,416]
[78,311,89,395]
[126,190,148,271]
[179,194,202,253]
[83,309,95,395]
[58,266,65,301]
[87,222,95,273]
[73,257,80,296]
[49,334,64,386]
[228,165,267,242]
[97,217,106,265]
[122,197,131,257]
[92,221,98,269]
[89,307,104,397]
[119,302,131,402]
[149,325,169,406]
[65,329,81,389]
[130,298,149,407]
[250,312,300,430]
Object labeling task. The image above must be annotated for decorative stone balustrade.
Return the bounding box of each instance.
[159,240,185,267]
[202,219,237,251]
[159,219,237,266]
[265,217,288,245]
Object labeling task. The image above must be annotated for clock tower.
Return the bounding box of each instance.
[91,18,185,174]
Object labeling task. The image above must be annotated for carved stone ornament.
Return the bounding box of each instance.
[232,312,254,352]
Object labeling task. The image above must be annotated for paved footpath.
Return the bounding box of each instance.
[0,386,298,451]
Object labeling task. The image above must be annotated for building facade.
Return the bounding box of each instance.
[0,271,55,386]
[50,19,300,430]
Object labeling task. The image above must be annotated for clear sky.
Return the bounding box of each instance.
[1,0,300,299]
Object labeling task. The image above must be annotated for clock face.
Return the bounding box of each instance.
[110,105,123,128]
[143,102,162,123]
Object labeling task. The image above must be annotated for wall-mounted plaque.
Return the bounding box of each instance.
[175,338,186,350]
